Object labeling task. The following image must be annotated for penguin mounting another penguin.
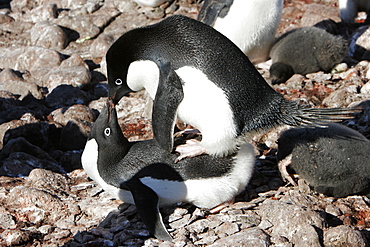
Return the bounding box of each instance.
[276,123,370,198]
[81,99,255,241]
[106,15,360,162]
[197,0,283,64]
[339,0,370,23]
[269,26,349,85]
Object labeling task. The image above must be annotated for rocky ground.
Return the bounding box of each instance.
[0,0,370,246]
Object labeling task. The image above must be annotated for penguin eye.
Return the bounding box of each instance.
[115,78,122,86]
[104,127,111,137]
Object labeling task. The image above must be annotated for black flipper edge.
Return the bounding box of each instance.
[124,178,173,242]
[152,61,184,152]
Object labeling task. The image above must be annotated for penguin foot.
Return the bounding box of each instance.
[175,139,208,162]
[209,198,235,214]
[173,128,201,138]
[277,154,297,186]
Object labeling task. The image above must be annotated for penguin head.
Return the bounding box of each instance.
[270,62,295,85]
[90,99,130,162]
[107,60,133,105]
[106,34,137,104]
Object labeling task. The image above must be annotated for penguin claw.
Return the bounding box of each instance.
[174,139,208,163]
[277,154,297,186]
[209,198,235,214]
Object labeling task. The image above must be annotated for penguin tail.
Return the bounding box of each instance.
[289,106,362,127]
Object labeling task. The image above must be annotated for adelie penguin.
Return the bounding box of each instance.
[81,99,255,241]
[277,123,370,198]
[269,26,348,84]
[339,0,370,23]
[106,15,359,161]
[197,0,283,64]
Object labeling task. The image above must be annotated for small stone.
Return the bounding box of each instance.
[0,212,16,229]
[30,21,68,50]
[324,225,367,247]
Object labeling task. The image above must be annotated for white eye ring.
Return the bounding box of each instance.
[104,127,111,137]
[115,78,122,85]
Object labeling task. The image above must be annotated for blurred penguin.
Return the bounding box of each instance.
[198,0,283,64]
[269,26,348,84]
[277,123,370,198]
[339,0,370,23]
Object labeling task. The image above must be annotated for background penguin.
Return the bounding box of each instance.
[106,15,358,161]
[197,0,283,64]
[81,100,255,241]
[339,0,370,23]
[133,0,170,7]
[276,123,370,198]
[269,26,348,84]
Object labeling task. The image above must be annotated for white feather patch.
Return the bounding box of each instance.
[175,66,237,156]
[127,60,159,98]
[183,143,255,209]
[81,139,134,204]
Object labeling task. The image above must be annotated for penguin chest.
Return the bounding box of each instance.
[174,66,237,151]
[81,139,134,204]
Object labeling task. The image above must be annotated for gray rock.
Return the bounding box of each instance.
[258,199,325,246]
[45,85,89,109]
[0,229,31,246]
[50,104,96,127]
[30,21,68,50]
[41,66,91,92]
[25,4,58,22]
[324,225,368,246]
[0,152,64,177]
[25,168,69,195]
[0,46,62,73]
[349,25,370,61]
[0,212,16,230]
[210,227,270,247]
[53,15,101,41]
[0,68,43,99]
[60,53,89,69]
[90,33,114,59]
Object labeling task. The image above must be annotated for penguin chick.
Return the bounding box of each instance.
[81,100,255,241]
[339,0,370,23]
[269,26,348,84]
[198,0,283,64]
[133,0,170,7]
[277,123,370,198]
[106,15,358,161]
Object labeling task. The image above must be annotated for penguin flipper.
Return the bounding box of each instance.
[152,62,184,152]
[124,178,173,242]
[197,0,234,26]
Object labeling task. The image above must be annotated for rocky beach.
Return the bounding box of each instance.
[1,0,370,246]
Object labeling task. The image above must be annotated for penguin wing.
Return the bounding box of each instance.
[197,0,234,26]
[123,178,173,241]
[152,62,184,152]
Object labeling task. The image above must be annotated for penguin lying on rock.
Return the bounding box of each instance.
[197,0,283,64]
[81,99,255,241]
[277,123,370,198]
[269,26,348,84]
[106,15,358,162]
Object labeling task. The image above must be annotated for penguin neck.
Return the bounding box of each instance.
[126,60,160,98]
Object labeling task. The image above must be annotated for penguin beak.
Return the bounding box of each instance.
[106,98,115,123]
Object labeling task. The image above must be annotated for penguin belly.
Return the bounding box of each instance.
[182,143,255,208]
[212,0,283,63]
[175,66,238,156]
